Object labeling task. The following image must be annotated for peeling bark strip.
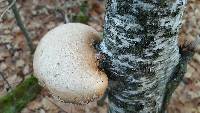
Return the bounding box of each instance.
[100,0,186,113]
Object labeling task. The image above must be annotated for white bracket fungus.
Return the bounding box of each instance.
[33,23,108,104]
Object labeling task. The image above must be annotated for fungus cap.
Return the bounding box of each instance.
[33,23,108,104]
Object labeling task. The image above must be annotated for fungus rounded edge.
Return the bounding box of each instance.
[33,23,108,104]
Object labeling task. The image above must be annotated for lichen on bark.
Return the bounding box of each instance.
[100,0,187,113]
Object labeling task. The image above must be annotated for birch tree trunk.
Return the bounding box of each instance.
[99,0,187,113]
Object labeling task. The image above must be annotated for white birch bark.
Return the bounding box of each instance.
[99,0,187,113]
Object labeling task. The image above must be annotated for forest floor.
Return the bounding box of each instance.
[0,0,200,113]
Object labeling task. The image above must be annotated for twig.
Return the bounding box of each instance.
[0,71,16,112]
[0,0,16,20]
[7,0,34,54]
[189,61,200,73]
[56,8,68,24]
[0,71,12,91]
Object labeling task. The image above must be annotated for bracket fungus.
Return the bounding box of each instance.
[33,23,108,104]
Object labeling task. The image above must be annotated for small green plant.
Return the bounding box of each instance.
[72,1,89,23]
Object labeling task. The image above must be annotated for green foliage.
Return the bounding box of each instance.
[72,1,89,23]
[0,76,41,113]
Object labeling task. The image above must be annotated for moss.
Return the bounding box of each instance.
[0,76,41,113]
[73,1,89,23]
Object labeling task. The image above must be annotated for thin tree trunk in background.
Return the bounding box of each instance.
[100,0,187,113]
[7,0,34,54]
